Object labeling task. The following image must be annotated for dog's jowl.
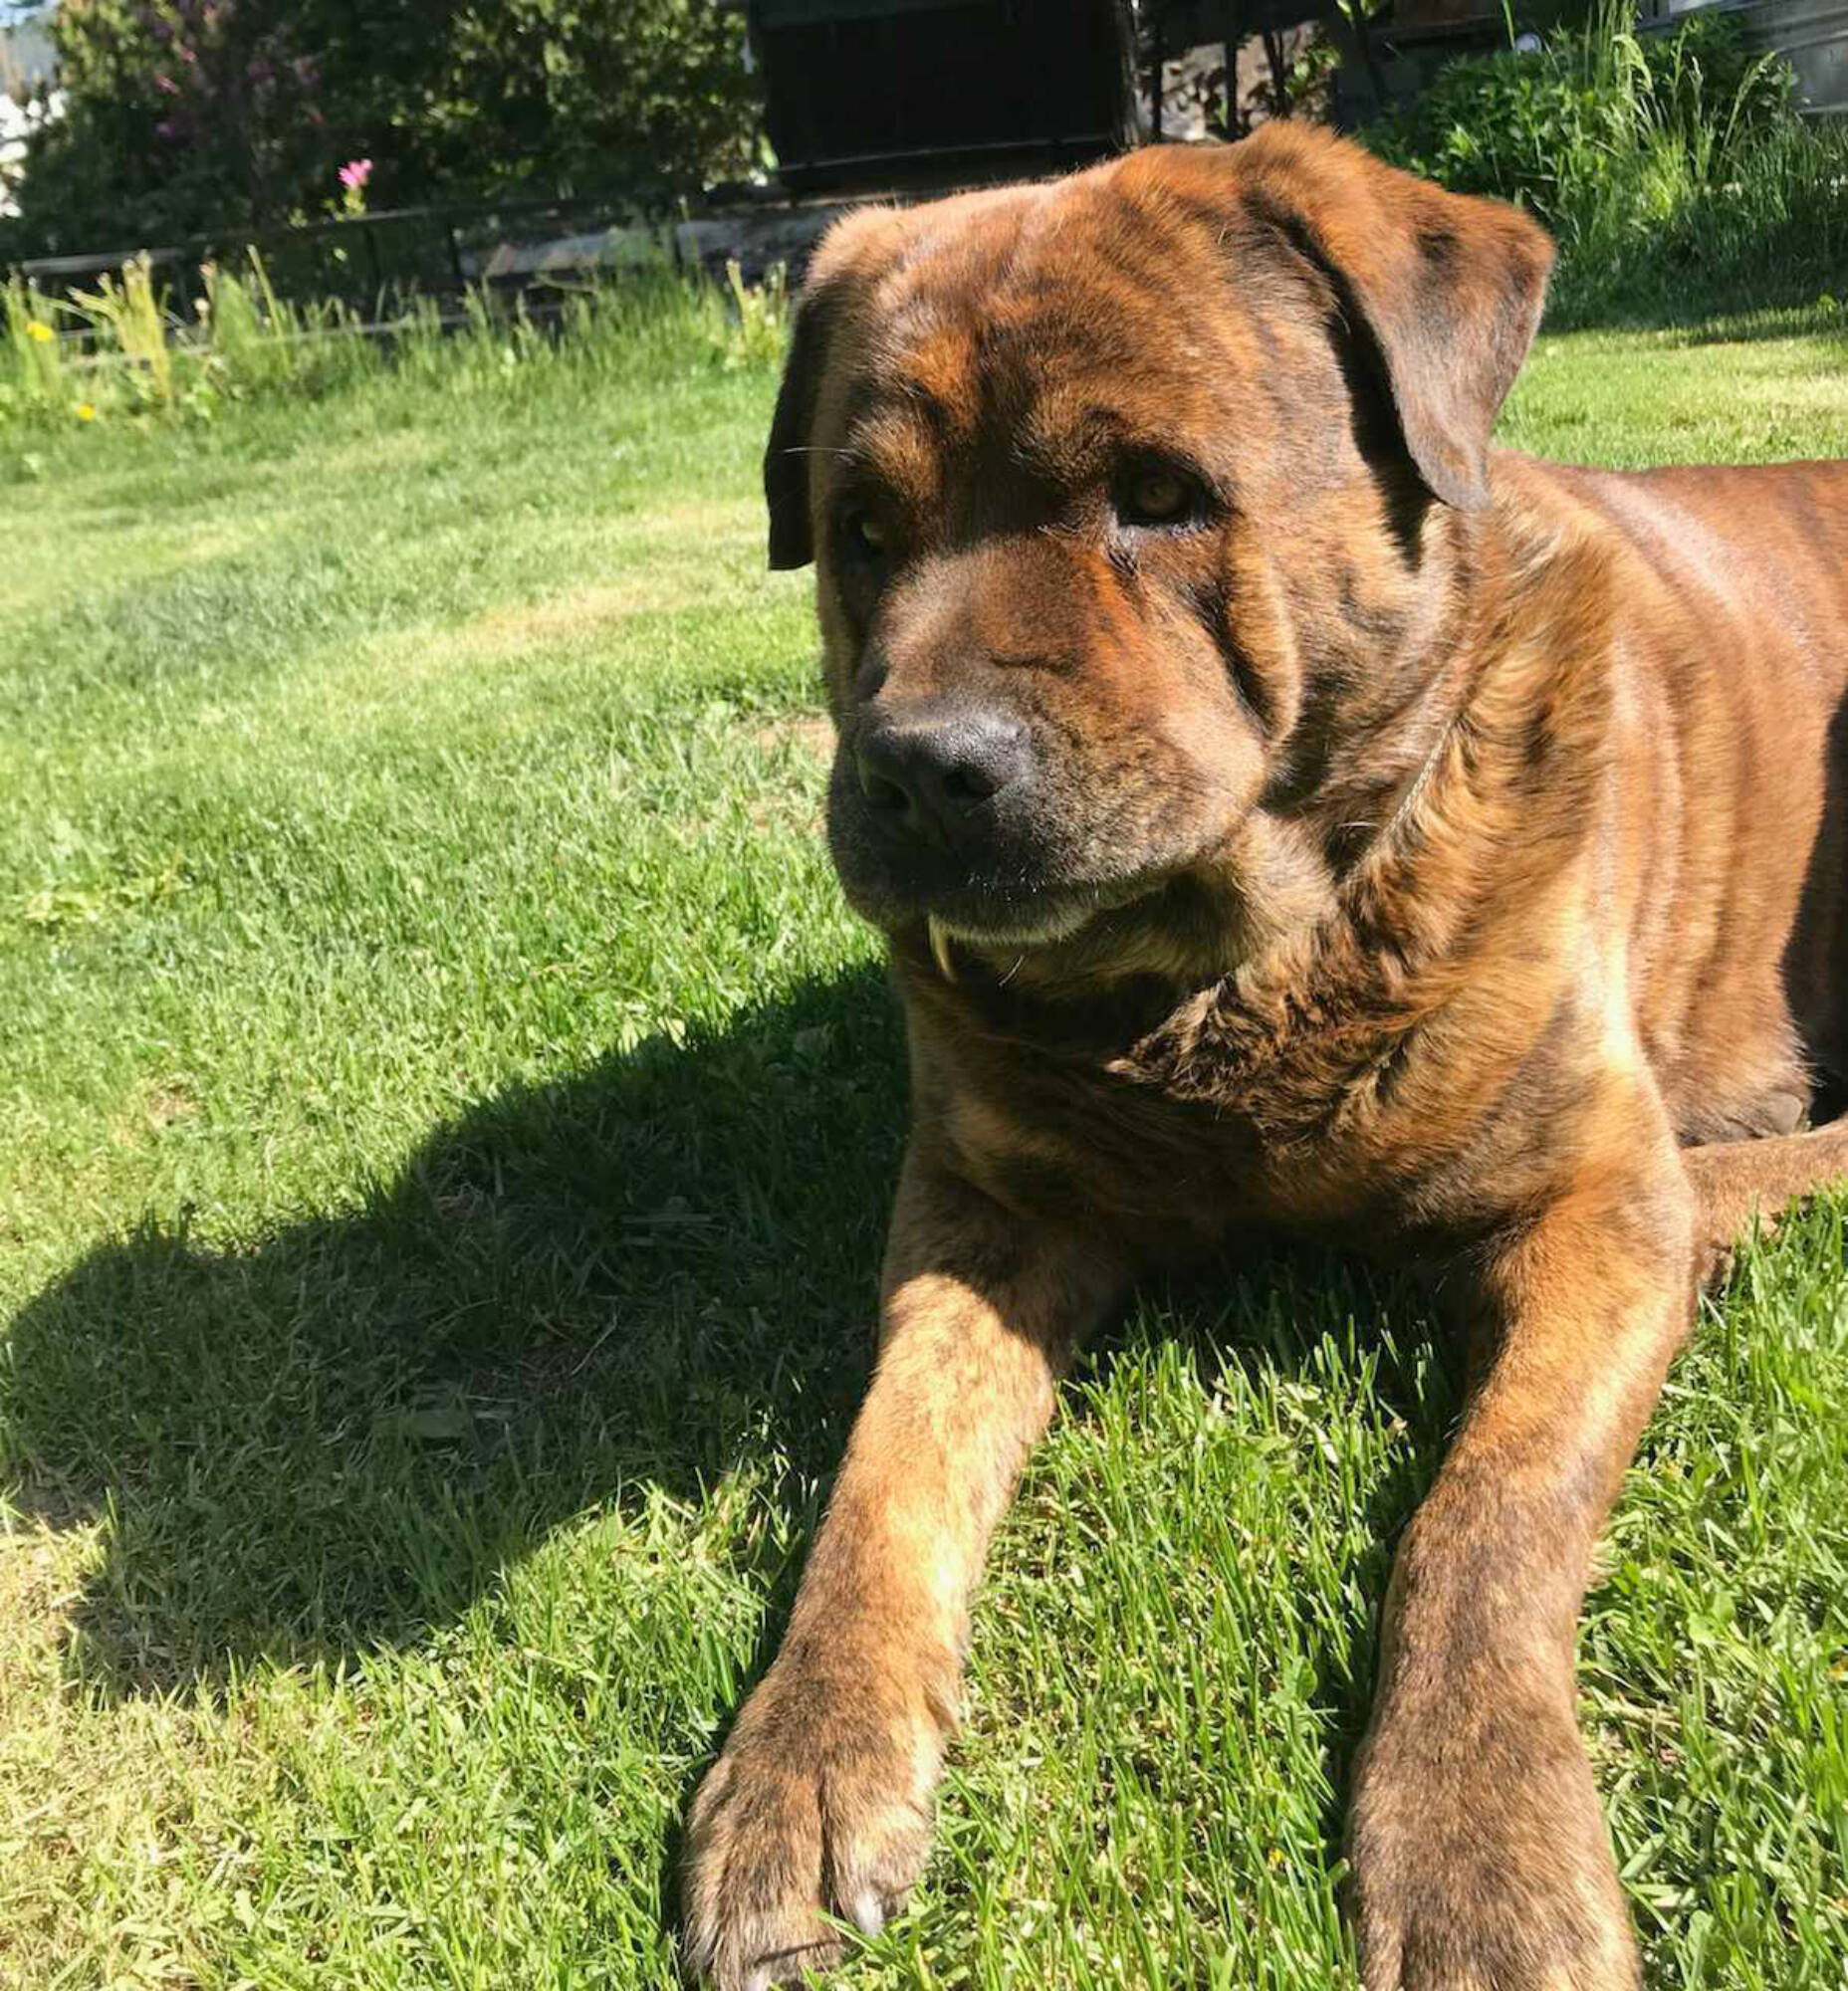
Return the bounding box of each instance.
[681,124,1848,1991]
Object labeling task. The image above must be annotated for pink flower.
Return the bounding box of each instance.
[338,158,372,191]
[154,72,178,93]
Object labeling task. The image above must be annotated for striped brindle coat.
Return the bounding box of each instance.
[682,124,1848,1991]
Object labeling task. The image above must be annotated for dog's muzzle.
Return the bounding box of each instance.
[851,698,1031,857]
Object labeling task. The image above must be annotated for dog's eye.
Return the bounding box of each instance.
[1115,465,1200,529]
[841,509,890,560]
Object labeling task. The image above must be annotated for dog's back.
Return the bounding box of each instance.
[1499,452,1848,1135]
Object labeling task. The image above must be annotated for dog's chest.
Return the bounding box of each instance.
[933,980,1460,1247]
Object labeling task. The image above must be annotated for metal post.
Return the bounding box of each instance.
[1223,0,1242,136]
[1263,25,1287,115]
[1150,0,1166,139]
[1349,0,1390,117]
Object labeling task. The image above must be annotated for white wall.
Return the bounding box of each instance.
[1,8,60,219]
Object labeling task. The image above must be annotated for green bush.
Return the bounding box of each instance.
[1364,4,1848,321]
[0,0,761,264]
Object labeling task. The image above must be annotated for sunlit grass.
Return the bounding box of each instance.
[1,301,1844,1990]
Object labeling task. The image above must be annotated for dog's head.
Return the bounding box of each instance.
[767,126,1552,974]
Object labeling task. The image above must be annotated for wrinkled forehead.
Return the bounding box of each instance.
[830,171,1285,491]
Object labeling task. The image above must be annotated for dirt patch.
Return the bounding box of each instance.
[108,1073,199,1152]
[144,1077,198,1130]
[1,1468,100,1537]
[453,575,708,657]
[752,712,833,762]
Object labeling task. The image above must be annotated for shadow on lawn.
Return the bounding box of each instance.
[2,956,1445,1844]
[5,965,907,1694]
[1544,301,1848,344]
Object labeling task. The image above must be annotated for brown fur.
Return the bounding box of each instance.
[682,123,1848,1990]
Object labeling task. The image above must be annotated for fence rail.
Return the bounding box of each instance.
[11,192,705,319]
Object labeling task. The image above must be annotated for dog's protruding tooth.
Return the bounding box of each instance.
[927,916,957,981]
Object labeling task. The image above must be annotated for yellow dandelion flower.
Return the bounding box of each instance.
[26,320,54,342]
[75,401,98,422]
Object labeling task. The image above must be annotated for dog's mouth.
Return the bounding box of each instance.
[823,732,1211,972]
[916,861,1201,976]
[829,805,1196,976]
[923,898,1100,976]
[826,748,1090,931]
[833,843,1118,954]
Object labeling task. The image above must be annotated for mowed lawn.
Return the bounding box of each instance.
[3,304,1846,1991]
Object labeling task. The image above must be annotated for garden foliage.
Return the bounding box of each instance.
[0,0,759,261]
[0,250,789,432]
[1363,6,1848,320]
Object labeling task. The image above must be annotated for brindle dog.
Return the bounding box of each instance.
[681,124,1848,1990]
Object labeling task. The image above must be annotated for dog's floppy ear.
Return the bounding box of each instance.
[764,209,897,570]
[1230,123,1553,513]
[764,285,834,571]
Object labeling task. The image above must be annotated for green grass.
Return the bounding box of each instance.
[2,301,1846,1991]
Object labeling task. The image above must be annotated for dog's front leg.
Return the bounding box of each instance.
[1349,1105,1699,1991]
[682,1146,1124,1990]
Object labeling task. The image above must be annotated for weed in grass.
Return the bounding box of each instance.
[17,853,192,934]
[719,259,790,371]
[64,253,177,414]
[1,273,70,419]
[0,245,752,440]
[204,251,306,397]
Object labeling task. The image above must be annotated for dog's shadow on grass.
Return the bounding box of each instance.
[3,955,1445,1878]
[5,965,912,1696]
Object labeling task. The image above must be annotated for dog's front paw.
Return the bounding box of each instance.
[1348,1702,1639,1991]
[681,1656,948,1989]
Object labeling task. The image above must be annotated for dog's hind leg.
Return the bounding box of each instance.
[1683,1117,1848,1284]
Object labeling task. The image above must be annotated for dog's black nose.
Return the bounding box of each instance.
[854,703,1030,842]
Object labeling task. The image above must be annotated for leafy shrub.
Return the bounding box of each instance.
[1369,10,1788,210]
[1364,3,1848,321]
[0,0,761,264]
